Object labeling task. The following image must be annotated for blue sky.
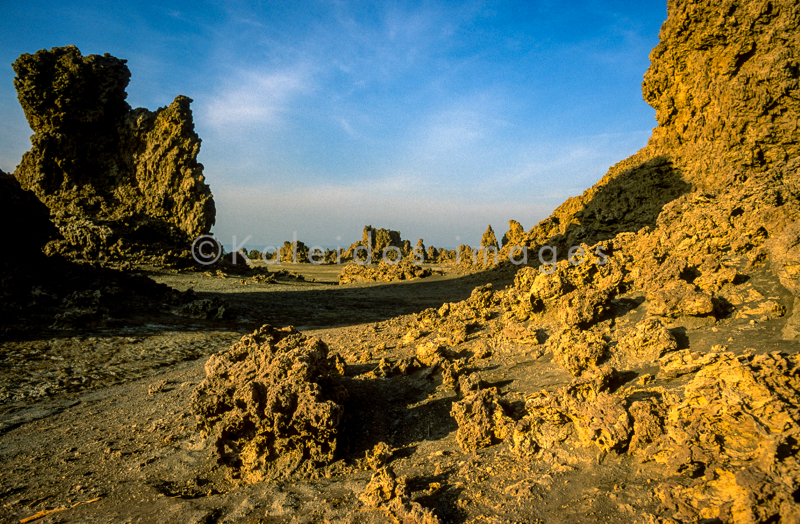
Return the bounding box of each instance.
[0,0,666,249]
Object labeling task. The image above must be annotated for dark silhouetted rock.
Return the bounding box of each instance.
[0,168,56,273]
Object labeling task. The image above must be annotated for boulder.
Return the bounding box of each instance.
[450,375,513,451]
[191,325,347,483]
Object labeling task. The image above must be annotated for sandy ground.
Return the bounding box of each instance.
[0,262,796,523]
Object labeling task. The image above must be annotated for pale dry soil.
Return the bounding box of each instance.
[0,262,795,524]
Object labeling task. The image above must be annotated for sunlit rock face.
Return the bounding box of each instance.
[514,0,800,264]
[13,45,215,265]
[498,3,800,521]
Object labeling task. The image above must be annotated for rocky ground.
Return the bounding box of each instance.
[0,258,797,524]
[2,1,799,522]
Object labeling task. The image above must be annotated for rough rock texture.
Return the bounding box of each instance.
[652,352,800,523]
[278,240,309,264]
[478,1,800,414]
[767,221,800,338]
[501,220,525,248]
[768,221,800,296]
[191,325,347,483]
[338,259,435,284]
[550,328,608,377]
[323,1,800,521]
[614,318,677,362]
[405,284,496,355]
[412,238,427,262]
[359,466,441,524]
[480,225,499,250]
[363,442,392,471]
[456,245,475,266]
[450,382,512,451]
[507,347,800,523]
[425,245,438,262]
[511,0,800,298]
[646,280,715,318]
[344,226,406,262]
[512,366,626,455]
[12,45,215,265]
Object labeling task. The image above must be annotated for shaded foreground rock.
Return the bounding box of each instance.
[191,325,347,483]
[12,45,215,265]
[0,168,55,275]
[0,170,225,332]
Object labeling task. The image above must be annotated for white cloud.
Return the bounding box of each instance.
[202,66,312,129]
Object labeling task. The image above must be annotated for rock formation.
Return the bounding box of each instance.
[12,45,215,265]
[359,466,441,523]
[191,325,347,483]
[278,240,309,263]
[413,238,427,262]
[501,220,525,248]
[472,1,800,520]
[174,1,800,521]
[767,222,800,338]
[511,0,799,271]
[2,167,212,329]
[450,378,512,452]
[343,226,406,262]
[338,259,436,284]
[480,225,499,250]
[488,0,800,335]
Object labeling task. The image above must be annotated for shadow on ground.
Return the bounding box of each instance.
[193,266,518,331]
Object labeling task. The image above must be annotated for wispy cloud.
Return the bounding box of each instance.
[202,66,312,129]
[493,130,653,195]
[0,0,666,248]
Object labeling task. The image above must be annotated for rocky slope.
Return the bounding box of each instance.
[12,45,215,265]
[491,0,800,338]
[2,1,800,523]
[515,0,799,263]
[181,0,800,521]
